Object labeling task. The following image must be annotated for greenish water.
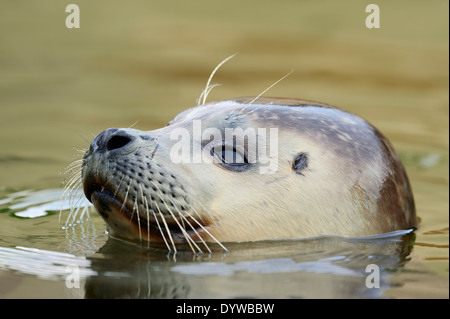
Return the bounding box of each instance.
[0,0,448,298]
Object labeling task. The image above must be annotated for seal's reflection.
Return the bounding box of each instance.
[83,232,415,298]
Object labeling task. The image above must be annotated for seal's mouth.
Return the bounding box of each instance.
[84,179,208,244]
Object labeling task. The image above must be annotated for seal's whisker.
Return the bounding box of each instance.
[63,161,83,177]
[73,146,88,154]
[197,83,222,106]
[65,192,87,227]
[180,212,186,229]
[61,177,80,213]
[62,165,82,182]
[154,189,201,253]
[182,205,228,253]
[62,168,83,193]
[146,180,180,252]
[82,135,94,146]
[139,184,151,248]
[143,197,151,248]
[165,203,198,254]
[62,172,82,193]
[205,83,222,98]
[181,214,210,253]
[132,191,142,243]
[59,155,90,228]
[64,200,81,227]
[120,182,132,213]
[65,156,84,167]
[153,197,177,253]
[198,53,236,106]
[99,167,114,195]
[167,197,211,252]
[66,176,83,200]
[185,196,210,223]
[237,69,294,116]
[66,179,83,208]
[94,153,101,183]
[128,120,139,129]
[114,173,126,198]
[61,171,91,228]
[67,180,83,203]
[167,194,227,252]
[170,200,211,254]
[169,194,202,222]
[76,202,91,226]
[151,203,171,252]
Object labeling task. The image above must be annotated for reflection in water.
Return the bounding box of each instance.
[81,231,415,298]
[0,246,95,281]
[0,231,416,298]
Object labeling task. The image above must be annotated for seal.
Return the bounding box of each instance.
[79,96,416,253]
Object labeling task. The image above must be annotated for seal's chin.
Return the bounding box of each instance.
[89,185,149,242]
[84,181,208,245]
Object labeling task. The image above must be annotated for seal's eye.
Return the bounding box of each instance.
[211,145,250,172]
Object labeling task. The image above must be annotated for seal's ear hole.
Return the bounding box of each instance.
[293,153,308,175]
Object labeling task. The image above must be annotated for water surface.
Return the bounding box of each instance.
[0,0,448,298]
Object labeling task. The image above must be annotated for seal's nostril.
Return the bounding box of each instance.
[106,135,132,151]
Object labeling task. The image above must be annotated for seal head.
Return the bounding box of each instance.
[81,97,416,251]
